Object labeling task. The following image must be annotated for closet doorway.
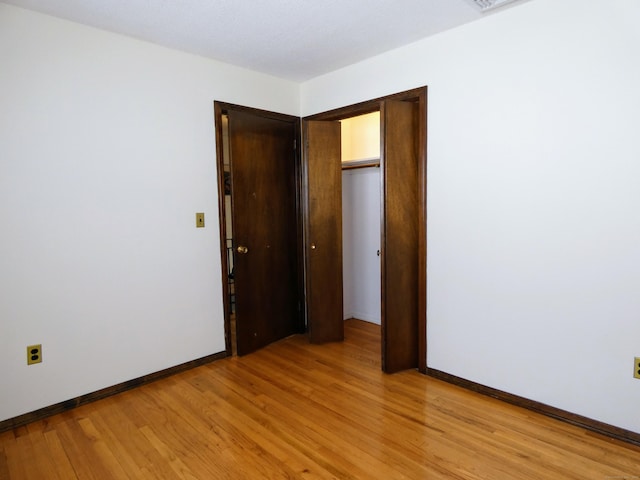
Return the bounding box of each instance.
[303,87,427,373]
[341,112,382,326]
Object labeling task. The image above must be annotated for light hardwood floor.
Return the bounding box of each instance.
[1,319,639,479]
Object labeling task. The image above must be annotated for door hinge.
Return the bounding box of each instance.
[294,138,297,150]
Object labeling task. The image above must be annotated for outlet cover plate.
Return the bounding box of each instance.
[634,357,640,379]
[27,344,42,365]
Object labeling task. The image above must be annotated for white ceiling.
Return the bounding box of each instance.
[2,0,532,81]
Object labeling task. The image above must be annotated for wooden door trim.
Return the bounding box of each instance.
[302,87,427,372]
[304,87,425,121]
[417,91,427,374]
[213,101,304,355]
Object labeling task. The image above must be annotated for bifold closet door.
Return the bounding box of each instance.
[381,100,419,373]
[304,120,344,344]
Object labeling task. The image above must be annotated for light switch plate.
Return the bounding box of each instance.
[196,212,205,228]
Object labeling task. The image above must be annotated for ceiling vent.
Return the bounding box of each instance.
[465,0,521,12]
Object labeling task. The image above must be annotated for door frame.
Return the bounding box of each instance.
[302,87,427,372]
[213,101,305,355]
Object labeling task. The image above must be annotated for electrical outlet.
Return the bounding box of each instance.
[196,212,205,228]
[634,357,640,380]
[27,344,42,365]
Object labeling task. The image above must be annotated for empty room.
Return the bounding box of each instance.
[1,0,640,478]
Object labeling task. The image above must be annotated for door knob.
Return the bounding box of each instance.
[236,245,249,254]
[310,243,316,250]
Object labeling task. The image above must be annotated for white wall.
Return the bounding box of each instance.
[342,168,381,324]
[0,4,299,422]
[303,0,640,434]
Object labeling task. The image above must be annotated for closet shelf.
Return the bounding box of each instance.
[341,158,380,170]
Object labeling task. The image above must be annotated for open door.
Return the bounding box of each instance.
[225,108,302,355]
[381,99,420,373]
[304,120,344,344]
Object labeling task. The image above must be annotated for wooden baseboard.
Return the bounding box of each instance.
[0,351,228,434]
[6,355,637,448]
[426,368,640,448]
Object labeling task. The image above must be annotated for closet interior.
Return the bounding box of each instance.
[341,112,381,325]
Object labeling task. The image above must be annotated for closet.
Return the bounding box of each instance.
[218,87,426,371]
[341,112,381,325]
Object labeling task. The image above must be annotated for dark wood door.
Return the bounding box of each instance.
[304,120,344,344]
[381,99,420,373]
[228,110,301,355]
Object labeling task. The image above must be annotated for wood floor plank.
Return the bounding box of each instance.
[89,399,179,479]
[1,319,639,479]
[53,414,122,480]
[21,422,74,480]
[149,380,304,479]
[191,372,335,478]
[138,425,201,480]
[118,385,235,479]
[215,360,431,477]
[204,365,417,479]
[41,429,80,480]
